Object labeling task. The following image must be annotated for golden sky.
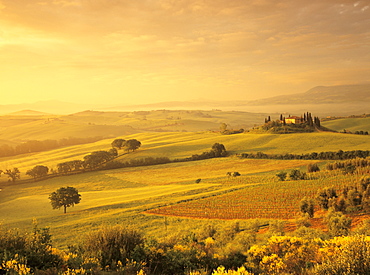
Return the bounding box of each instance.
[0,0,369,105]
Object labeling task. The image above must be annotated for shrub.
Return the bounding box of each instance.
[307,163,320,173]
[313,235,370,274]
[83,225,144,269]
[276,172,287,181]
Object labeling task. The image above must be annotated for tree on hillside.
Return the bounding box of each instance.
[220,123,228,133]
[276,171,287,181]
[211,143,227,157]
[26,165,49,180]
[57,160,84,174]
[83,150,114,170]
[300,197,315,218]
[325,210,352,237]
[289,169,306,180]
[125,139,141,152]
[49,186,81,214]
[316,187,337,210]
[111,138,126,150]
[307,163,320,173]
[4,168,20,182]
[108,148,118,157]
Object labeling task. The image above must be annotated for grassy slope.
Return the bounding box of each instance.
[0,110,267,143]
[0,130,369,248]
[322,117,370,132]
[0,157,314,248]
[1,131,368,174]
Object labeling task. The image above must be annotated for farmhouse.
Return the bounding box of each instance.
[285,116,303,124]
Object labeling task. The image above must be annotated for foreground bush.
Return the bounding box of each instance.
[83,225,145,270]
[3,221,370,274]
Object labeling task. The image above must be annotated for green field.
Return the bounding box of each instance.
[1,128,370,248]
[0,156,317,247]
[322,117,370,132]
[1,130,369,174]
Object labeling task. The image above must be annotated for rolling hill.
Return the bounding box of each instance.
[322,117,370,133]
[1,129,370,248]
[0,110,268,143]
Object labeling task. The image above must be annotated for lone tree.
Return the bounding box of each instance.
[211,143,227,157]
[4,168,20,182]
[300,197,315,218]
[49,186,81,213]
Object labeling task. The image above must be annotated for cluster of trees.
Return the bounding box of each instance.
[103,157,172,170]
[111,138,142,152]
[102,143,227,170]
[240,149,370,160]
[326,158,370,173]
[219,123,244,135]
[261,112,322,133]
[276,169,308,181]
[316,177,370,214]
[276,164,321,181]
[184,143,228,161]
[297,177,370,241]
[3,219,370,275]
[26,165,49,180]
[82,149,118,170]
[3,139,142,182]
[0,137,102,158]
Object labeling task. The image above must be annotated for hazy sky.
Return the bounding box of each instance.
[0,0,369,105]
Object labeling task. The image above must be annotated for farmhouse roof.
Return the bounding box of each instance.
[286,116,301,119]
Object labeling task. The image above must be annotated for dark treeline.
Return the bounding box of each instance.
[102,143,228,170]
[326,158,370,171]
[0,137,103,158]
[342,129,369,135]
[240,149,370,160]
[103,157,172,170]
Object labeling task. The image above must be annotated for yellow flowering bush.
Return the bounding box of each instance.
[1,255,31,275]
[314,235,370,274]
[247,235,320,274]
[211,265,253,275]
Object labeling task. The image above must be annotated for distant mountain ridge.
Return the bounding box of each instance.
[103,84,370,116]
[0,84,368,115]
[0,100,96,115]
[8,110,51,116]
[246,84,370,105]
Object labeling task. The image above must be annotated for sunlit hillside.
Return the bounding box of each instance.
[1,131,369,174]
[0,110,270,143]
[322,117,370,133]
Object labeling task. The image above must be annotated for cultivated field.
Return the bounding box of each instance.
[146,170,365,220]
